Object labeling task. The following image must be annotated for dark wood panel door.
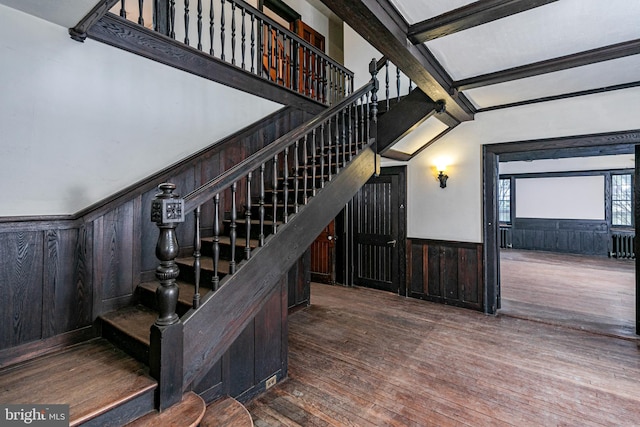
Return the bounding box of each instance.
[352,167,406,293]
[310,220,336,284]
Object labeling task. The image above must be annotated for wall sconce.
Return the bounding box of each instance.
[437,170,448,188]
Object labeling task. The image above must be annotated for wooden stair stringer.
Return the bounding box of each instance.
[181,148,377,389]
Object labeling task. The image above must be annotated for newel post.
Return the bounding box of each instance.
[369,59,380,176]
[150,183,184,410]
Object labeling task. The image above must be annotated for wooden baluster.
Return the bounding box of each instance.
[348,104,353,161]
[272,154,278,234]
[220,0,225,61]
[196,0,202,50]
[184,0,190,45]
[294,140,300,213]
[229,183,237,274]
[360,94,366,149]
[319,123,325,188]
[153,0,159,31]
[353,99,359,150]
[241,8,246,69]
[275,28,281,84]
[329,64,334,105]
[209,0,214,55]
[258,19,264,78]
[334,115,340,173]
[138,0,144,25]
[151,183,184,326]
[193,206,201,308]
[302,135,309,204]
[211,194,220,290]
[385,59,390,110]
[342,109,347,164]
[366,92,370,146]
[283,147,289,223]
[396,65,401,102]
[231,2,236,65]
[120,0,127,18]
[245,172,252,260]
[267,24,273,81]
[321,58,327,104]
[293,40,299,93]
[327,118,333,181]
[302,46,307,95]
[169,0,175,38]
[312,55,320,101]
[259,163,265,246]
[250,14,255,73]
[307,51,312,98]
[311,129,317,196]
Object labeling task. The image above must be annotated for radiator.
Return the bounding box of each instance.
[499,227,512,249]
[610,233,635,259]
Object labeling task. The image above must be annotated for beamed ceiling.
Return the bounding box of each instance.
[318,0,640,157]
[3,0,638,157]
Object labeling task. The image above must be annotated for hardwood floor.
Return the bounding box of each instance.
[246,282,640,426]
[499,249,636,339]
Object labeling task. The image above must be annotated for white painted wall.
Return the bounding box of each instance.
[0,5,281,216]
[516,176,605,220]
[343,24,410,96]
[407,87,640,243]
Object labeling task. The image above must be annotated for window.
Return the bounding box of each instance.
[612,174,632,226]
[498,178,511,223]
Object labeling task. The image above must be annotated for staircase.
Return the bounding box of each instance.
[0,0,447,420]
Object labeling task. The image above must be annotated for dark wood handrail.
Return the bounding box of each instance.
[183,79,375,212]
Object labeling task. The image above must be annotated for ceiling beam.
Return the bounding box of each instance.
[407,0,558,44]
[456,39,640,91]
[318,0,475,122]
[476,80,640,113]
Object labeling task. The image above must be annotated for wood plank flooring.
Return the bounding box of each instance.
[499,249,636,338]
[246,282,640,426]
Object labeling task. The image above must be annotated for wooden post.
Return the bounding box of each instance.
[150,182,185,410]
[151,183,184,326]
[369,59,379,176]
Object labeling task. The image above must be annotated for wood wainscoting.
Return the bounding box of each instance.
[407,238,483,311]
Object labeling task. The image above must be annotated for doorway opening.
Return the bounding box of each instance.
[483,130,640,337]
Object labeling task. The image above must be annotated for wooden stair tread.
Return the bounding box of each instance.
[0,339,156,426]
[139,280,209,307]
[201,397,254,427]
[126,392,205,427]
[177,257,231,272]
[101,305,156,347]
[202,235,260,248]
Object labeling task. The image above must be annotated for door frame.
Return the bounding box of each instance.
[482,130,640,334]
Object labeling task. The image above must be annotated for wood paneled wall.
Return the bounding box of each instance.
[407,238,483,311]
[193,277,289,404]
[510,218,610,255]
[0,107,310,367]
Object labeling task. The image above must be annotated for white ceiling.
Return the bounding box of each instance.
[0,0,97,27]
[390,0,640,111]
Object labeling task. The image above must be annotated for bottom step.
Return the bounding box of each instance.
[201,397,254,427]
[0,338,156,427]
[126,392,205,427]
